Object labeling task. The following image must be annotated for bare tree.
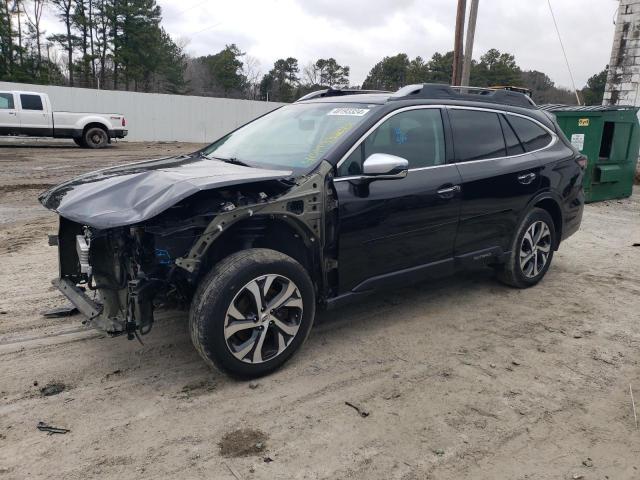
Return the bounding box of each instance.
[92,0,109,88]
[243,55,262,99]
[2,0,14,74]
[24,0,46,69]
[49,0,75,86]
[302,61,320,86]
[12,0,23,65]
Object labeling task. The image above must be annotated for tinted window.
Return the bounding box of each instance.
[499,114,525,156]
[449,110,506,162]
[0,93,14,109]
[506,115,551,152]
[20,94,43,110]
[338,108,445,175]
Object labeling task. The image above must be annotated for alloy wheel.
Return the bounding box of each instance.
[224,274,303,364]
[520,220,551,278]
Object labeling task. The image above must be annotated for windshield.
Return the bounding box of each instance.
[202,102,379,172]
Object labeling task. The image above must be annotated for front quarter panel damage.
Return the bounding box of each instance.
[54,161,335,339]
[175,162,331,276]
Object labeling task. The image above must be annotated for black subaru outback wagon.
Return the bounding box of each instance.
[40,84,585,377]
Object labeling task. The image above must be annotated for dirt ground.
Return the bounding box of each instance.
[0,140,639,480]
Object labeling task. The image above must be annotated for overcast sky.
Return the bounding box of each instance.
[45,0,618,89]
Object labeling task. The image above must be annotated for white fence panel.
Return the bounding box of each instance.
[0,81,285,143]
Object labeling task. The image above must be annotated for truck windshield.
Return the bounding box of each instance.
[201,102,379,171]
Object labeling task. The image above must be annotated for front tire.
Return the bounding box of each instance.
[83,126,109,149]
[189,249,315,378]
[497,208,556,288]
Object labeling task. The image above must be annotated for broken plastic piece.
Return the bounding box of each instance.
[42,305,79,318]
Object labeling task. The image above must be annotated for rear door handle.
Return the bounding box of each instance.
[436,185,461,198]
[517,172,536,185]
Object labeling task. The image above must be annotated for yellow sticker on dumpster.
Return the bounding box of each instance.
[578,118,589,127]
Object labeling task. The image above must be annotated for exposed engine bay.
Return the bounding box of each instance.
[50,161,337,340]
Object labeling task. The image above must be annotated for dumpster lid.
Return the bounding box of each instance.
[539,104,639,112]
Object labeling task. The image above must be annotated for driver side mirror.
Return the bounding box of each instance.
[362,153,409,180]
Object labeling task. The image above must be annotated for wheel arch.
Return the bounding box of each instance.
[197,214,323,290]
[524,192,563,249]
[82,121,109,136]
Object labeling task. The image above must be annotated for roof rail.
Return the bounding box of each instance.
[389,83,537,109]
[295,88,391,102]
[539,103,638,112]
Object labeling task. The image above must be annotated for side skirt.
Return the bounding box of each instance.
[325,246,508,310]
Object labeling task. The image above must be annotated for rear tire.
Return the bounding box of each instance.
[496,208,556,288]
[83,126,109,149]
[189,248,315,378]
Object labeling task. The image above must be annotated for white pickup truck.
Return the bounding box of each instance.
[0,90,128,148]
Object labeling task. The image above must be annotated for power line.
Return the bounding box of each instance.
[189,21,223,36]
[172,0,210,17]
[547,0,581,105]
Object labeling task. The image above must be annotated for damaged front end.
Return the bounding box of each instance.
[49,162,333,340]
[55,217,175,339]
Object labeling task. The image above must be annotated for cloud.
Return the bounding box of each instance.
[42,0,617,89]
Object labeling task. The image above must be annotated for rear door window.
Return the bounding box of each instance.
[505,115,552,152]
[499,114,525,156]
[20,94,43,111]
[0,93,14,109]
[448,109,506,162]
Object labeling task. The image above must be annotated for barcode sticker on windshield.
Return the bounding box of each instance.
[327,108,370,116]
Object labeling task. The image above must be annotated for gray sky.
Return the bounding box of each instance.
[46,0,618,89]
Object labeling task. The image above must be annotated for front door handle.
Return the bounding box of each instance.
[517,172,536,185]
[436,185,461,198]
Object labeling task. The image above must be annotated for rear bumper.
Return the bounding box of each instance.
[111,129,128,139]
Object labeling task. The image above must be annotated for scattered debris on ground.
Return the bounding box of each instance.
[39,382,66,397]
[103,369,123,381]
[345,401,370,418]
[36,422,70,435]
[177,379,216,398]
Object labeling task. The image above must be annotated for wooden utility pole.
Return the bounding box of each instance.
[451,0,467,86]
[461,0,479,86]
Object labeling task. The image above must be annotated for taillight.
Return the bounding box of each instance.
[122,117,126,127]
[577,155,587,169]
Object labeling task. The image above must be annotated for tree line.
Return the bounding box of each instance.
[0,0,607,105]
[1,0,186,91]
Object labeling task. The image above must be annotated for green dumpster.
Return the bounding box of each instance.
[540,104,640,203]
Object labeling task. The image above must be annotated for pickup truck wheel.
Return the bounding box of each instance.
[189,248,315,378]
[496,208,556,288]
[83,126,108,149]
[73,137,86,147]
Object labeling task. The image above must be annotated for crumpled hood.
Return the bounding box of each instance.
[39,153,292,229]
